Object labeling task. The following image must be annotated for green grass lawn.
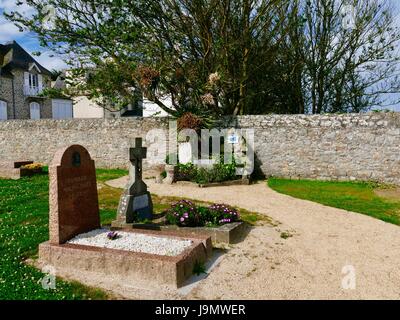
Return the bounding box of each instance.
[268,178,400,225]
[0,168,127,300]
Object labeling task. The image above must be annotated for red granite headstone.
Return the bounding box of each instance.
[49,145,100,244]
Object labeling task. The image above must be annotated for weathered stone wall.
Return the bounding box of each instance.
[229,113,400,184]
[0,118,170,169]
[0,75,14,118]
[0,113,399,184]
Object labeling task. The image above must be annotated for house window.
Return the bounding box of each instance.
[30,102,40,120]
[24,72,43,96]
[29,74,39,88]
[0,100,7,120]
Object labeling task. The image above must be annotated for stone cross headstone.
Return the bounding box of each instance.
[49,145,100,244]
[117,138,153,223]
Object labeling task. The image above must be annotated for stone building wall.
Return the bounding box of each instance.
[0,113,399,184]
[0,74,14,118]
[0,69,53,119]
[13,69,53,119]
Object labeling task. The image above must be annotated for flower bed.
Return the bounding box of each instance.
[20,163,44,176]
[165,199,240,228]
[112,199,247,245]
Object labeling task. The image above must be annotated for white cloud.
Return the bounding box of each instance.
[0,0,35,41]
[0,0,34,13]
[0,2,67,70]
[33,51,68,71]
[0,19,24,42]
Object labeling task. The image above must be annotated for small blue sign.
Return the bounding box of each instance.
[227,134,239,144]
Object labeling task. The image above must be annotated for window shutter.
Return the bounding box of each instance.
[24,72,29,88]
[38,74,43,91]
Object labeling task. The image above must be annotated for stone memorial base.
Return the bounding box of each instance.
[159,222,247,245]
[112,221,246,245]
[39,229,212,288]
[117,190,153,222]
[0,161,34,179]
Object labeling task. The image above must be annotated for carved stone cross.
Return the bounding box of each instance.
[129,138,147,183]
[114,137,153,225]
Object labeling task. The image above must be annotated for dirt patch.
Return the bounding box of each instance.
[374,188,400,201]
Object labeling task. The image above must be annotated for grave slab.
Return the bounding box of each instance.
[39,228,212,288]
[112,221,247,245]
[0,161,34,179]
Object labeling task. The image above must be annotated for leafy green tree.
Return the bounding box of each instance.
[6,0,289,116]
[280,0,400,113]
[5,0,400,115]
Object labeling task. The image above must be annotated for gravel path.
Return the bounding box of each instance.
[103,177,400,299]
[67,228,192,256]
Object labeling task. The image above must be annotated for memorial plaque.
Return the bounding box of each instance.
[133,194,150,210]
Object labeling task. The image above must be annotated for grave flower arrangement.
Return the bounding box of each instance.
[20,163,44,175]
[165,200,240,227]
[107,231,119,240]
[165,200,202,227]
[203,204,240,226]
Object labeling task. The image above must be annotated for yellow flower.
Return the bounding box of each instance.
[21,163,43,170]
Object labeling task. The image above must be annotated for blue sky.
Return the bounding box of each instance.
[0,0,67,70]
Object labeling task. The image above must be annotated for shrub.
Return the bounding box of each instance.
[194,167,212,184]
[194,156,237,184]
[165,200,202,227]
[176,163,197,181]
[212,158,236,182]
